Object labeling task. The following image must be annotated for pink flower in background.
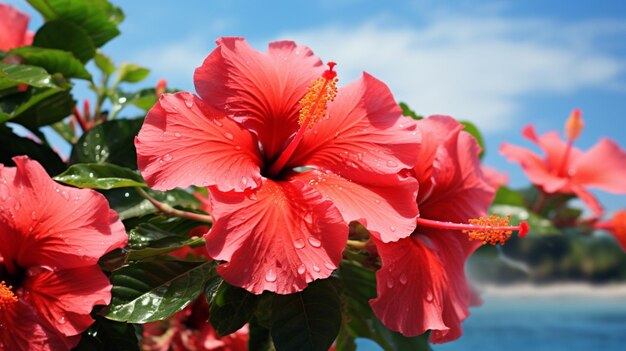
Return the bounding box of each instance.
[370,116,527,343]
[594,210,626,252]
[500,109,626,217]
[143,298,248,351]
[135,37,420,294]
[481,165,509,189]
[0,157,127,350]
[0,3,34,51]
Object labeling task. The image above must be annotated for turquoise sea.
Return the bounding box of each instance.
[358,294,626,350]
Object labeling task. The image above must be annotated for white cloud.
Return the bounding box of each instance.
[279,17,625,133]
[133,37,213,90]
[133,15,626,133]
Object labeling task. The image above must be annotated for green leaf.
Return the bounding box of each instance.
[104,187,200,220]
[127,215,206,249]
[339,262,432,351]
[70,118,144,169]
[54,162,146,189]
[126,236,204,261]
[1,86,75,128]
[120,87,158,111]
[490,204,559,235]
[0,125,66,176]
[248,317,274,351]
[492,186,526,206]
[0,63,59,91]
[10,47,91,80]
[116,63,150,84]
[73,315,140,351]
[33,20,96,63]
[271,279,341,351]
[104,258,216,323]
[28,0,123,48]
[399,102,423,120]
[94,50,116,75]
[459,120,485,158]
[50,118,75,142]
[210,282,260,336]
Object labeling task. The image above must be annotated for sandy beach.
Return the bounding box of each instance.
[477,283,626,299]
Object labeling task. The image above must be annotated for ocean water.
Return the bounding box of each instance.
[357,295,626,350]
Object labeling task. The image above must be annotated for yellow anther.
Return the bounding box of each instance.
[0,281,18,310]
[298,62,338,127]
[465,214,522,246]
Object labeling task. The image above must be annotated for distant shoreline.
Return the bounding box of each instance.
[476,283,626,299]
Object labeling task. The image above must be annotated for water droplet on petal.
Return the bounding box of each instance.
[386,279,395,288]
[58,316,66,324]
[174,132,181,138]
[386,160,398,167]
[426,289,434,302]
[31,211,37,220]
[184,99,193,108]
[297,264,306,274]
[390,226,396,232]
[241,176,248,186]
[308,237,322,248]
[375,199,381,204]
[312,264,321,272]
[163,154,173,161]
[265,269,277,282]
[213,119,223,127]
[223,132,235,141]
[399,273,408,285]
[324,262,335,270]
[293,238,305,249]
[234,145,241,151]
[14,201,20,210]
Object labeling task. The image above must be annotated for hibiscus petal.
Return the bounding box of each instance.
[572,138,626,193]
[499,142,568,193]
[194,37,324,160]
[425,131,495,221]
[293,171,418,243]
[0,157,127,270]
[412,116,463,189]
[0,4,30,51]
[370,232,475,343]
[0,300,77,351]
[136,92,263,192]
[412,117,494,220]
[523,125,583,171]
[571,184,604,218]
[288,73,420,182]
[205,179,347,294]
[24,265,111,338]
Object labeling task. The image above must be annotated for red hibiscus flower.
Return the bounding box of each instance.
[135,37,420,294]
[0,3,34,51]
[0,157,127,350]
[481,165,509,189]
[142,297,248,351]
[369,116,527,343]
[500,109,626,217]
[594,210,626,252]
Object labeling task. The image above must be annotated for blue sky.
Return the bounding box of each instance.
[6,0,626,213]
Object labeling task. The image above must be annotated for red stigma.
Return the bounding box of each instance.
[322,62,337,80]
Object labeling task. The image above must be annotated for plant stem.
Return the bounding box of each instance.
[136,187,213,223]
[346,239,367,250]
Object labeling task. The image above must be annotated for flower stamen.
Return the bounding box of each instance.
[0,280,18,310]
[267,62,338,177]
[298,62,338,127]
[558,108,583,176]
[416,215,529,246]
